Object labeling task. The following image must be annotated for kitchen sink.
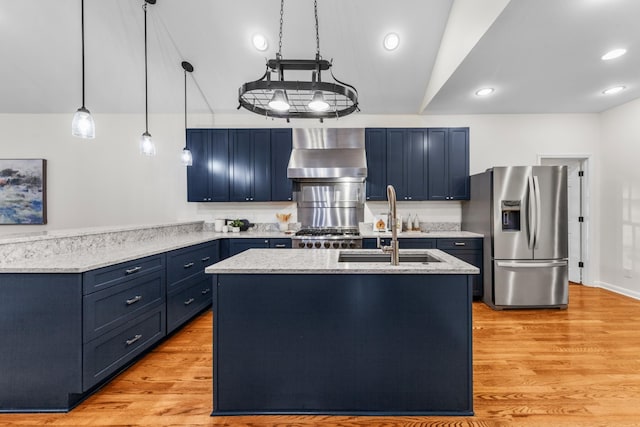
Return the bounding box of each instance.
[337,252,441,263]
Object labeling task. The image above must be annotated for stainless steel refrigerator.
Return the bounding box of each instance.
[462,166,568,309]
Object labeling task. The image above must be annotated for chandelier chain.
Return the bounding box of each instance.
[277,0,284,58]
[314,0,320,56]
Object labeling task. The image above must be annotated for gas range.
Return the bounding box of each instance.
[292,227,362,249]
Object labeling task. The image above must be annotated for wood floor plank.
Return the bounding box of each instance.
[1,283,640,426]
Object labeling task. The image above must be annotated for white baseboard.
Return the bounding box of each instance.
[593,281,640,301]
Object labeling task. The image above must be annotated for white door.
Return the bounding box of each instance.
[540,157,586,283]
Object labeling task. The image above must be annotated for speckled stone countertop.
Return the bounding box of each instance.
[0,222,292,273]
[359,230,483,239]
[205,248,479,275]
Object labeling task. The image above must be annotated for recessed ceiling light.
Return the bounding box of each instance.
[475,88,494,97]
[601,48,627,61]
[383,33,400,51]
[252,34,268,51]
[602,86,625,95]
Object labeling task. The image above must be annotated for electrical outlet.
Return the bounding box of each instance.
[624,268,633,278]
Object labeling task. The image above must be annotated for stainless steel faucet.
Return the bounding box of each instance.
[377,185,399,265]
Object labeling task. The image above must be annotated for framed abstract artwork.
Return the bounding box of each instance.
[0,159,47,225]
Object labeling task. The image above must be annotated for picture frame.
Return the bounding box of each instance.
[0,159,47,225]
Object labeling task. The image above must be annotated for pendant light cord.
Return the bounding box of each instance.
[81,0,86,108]
[184,70,187,130]
[143,2,149,133]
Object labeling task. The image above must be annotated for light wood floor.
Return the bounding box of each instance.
[2,283,640,426]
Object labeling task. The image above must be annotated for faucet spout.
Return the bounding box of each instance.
[378,185,399,265]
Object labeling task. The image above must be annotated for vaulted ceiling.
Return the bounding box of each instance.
[1,0,639,116]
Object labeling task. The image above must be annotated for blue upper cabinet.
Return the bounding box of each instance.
[427,128,469,200]
[365,128,387,201]
[229,129,272,202]
[187,129,229,202]
[270,129,293,201]
[386,128,428,201]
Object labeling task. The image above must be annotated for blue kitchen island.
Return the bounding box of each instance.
[205,248,478,416]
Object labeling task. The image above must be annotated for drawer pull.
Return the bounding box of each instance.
[183,262,195,269]
[201,256,211,262]
[201,288,211,295]
[274,244,286,248]
[125,295,143,305]
[184,298,195,306]
[125,334,143,346]
[125,266,142,275]
[454,242,466,246]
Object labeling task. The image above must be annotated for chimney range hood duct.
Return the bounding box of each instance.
[287,128,367,181]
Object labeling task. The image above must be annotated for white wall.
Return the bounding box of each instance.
[1,111,604,293]
[598,97,640,299]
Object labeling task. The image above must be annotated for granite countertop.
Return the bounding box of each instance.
[359,230,483,238]
[205,248,479,275]
[0,230,292,274]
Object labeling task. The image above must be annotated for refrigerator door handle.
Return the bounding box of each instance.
[527,175,536,249]
[496,260,568,268]
[533,175,542,249]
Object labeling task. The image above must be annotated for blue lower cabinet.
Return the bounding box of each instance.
[228,238,270,256]
[167,274,213,334]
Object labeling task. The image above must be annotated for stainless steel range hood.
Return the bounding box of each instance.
[287,128,367,181]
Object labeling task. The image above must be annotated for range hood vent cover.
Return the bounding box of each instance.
[287,128,367,180]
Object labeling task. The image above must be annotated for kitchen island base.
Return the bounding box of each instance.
[212,273,473,416]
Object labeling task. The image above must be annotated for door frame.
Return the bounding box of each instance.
[537,154,591,285]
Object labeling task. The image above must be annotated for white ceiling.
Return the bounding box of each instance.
[1,0,639,117]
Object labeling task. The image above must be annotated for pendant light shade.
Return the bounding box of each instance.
[139,0,156,156]
[181,61,194,166]
[140,131,156,156]
[72,106,95,139]
[308,91,330,112]
[72,0,95,139]
[181,148,193,166]
[268,89,290,111]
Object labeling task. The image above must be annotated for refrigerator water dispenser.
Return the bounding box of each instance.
[501,200,520,231]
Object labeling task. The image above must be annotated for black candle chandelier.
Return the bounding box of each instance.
[238,0,359,122]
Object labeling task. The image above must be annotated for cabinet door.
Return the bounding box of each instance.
[398,238,436,249]
[447,128,470,200]
[428,128,469,200]
[271,129,293,201]
[229,130,253,201]
[365,128,387,201]
[405,129,428,200]
[427,128,448,201]
[252,129,272,201]
[187,129,229,202]
[229,129,271,202]
[386,128,407,199]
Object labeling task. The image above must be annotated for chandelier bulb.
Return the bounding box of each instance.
[268,89,290,111]
[308,91,330,112]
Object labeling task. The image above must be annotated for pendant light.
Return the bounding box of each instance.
[181,61,194,166]
[71,0,95,139]
[140,0,156,156]
[238,0,358,121]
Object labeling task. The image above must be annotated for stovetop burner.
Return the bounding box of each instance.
[295,227,360,237]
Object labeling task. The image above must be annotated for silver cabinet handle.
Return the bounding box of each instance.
[454,242,466,246]
[201,256,211,262]
[126,295,143,305]
[125,334,142,346]
[274,244,286,248]
[184,298,195,306]
[201,288,211,295]
[183,262,195,269]
[125,266,142,275]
